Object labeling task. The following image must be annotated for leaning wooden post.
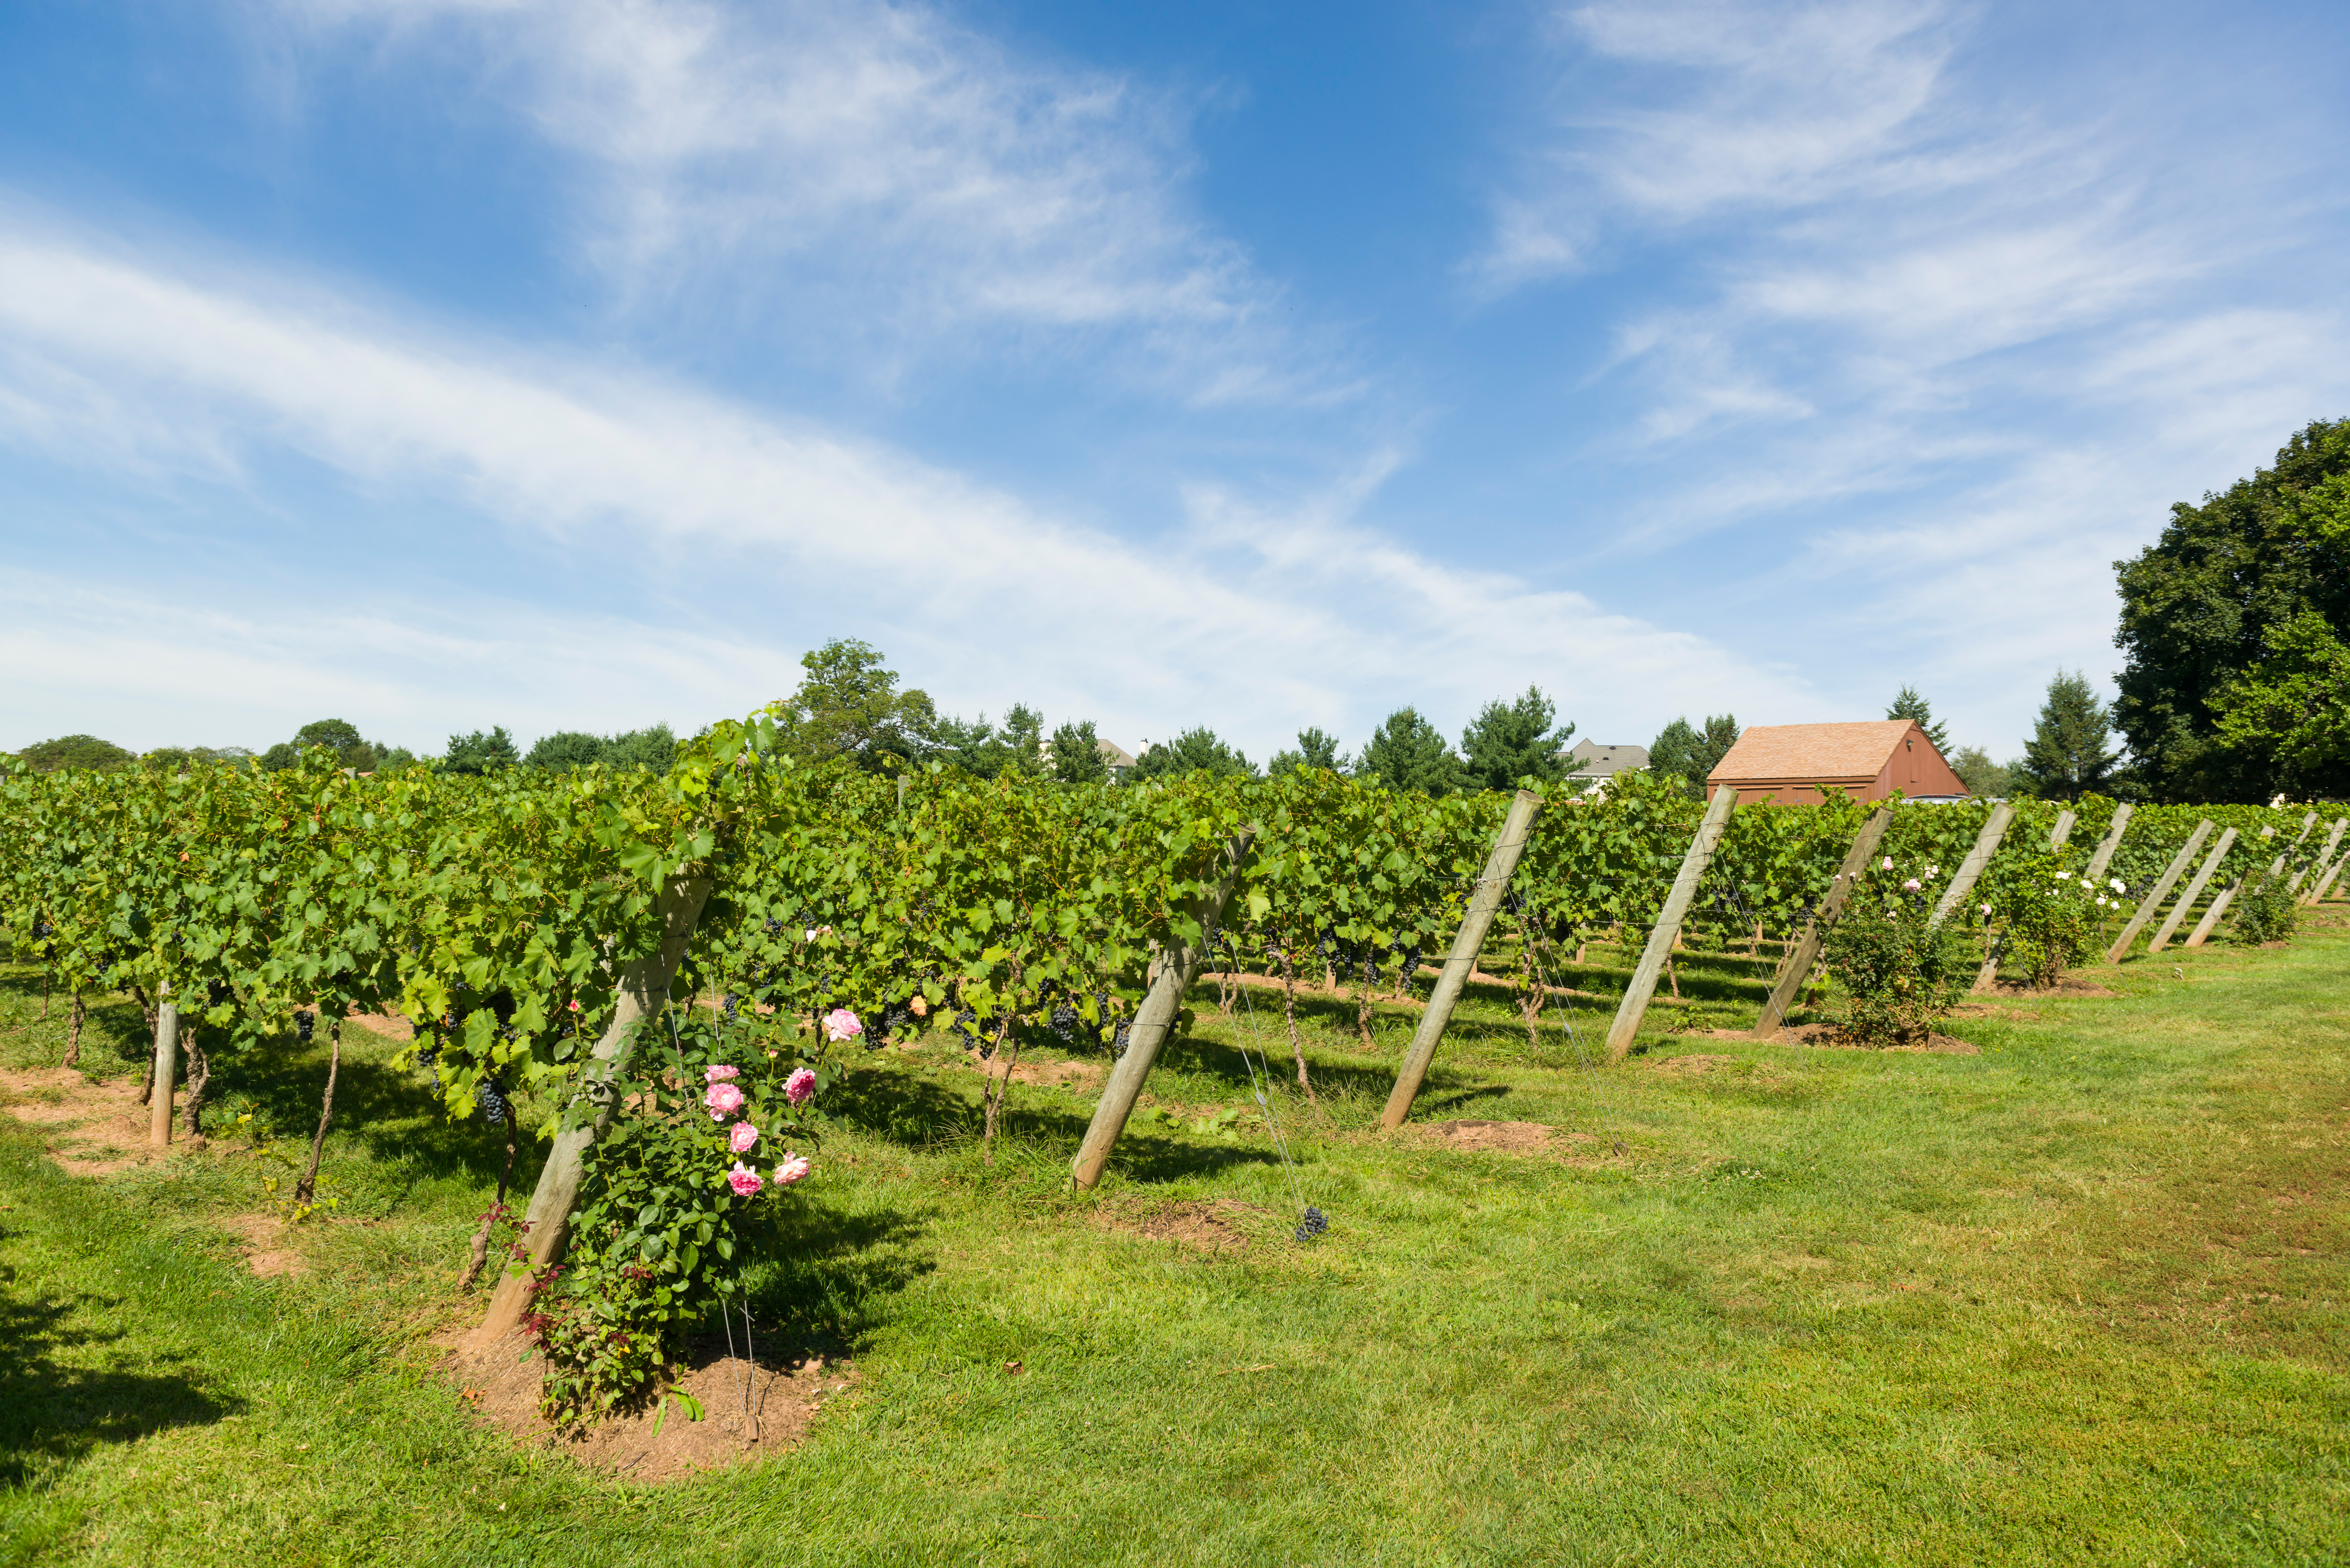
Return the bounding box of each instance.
[2309,850,2350,905]
[1972,803,2066,991]
[2296,818,2348,901]
[2083,802,2134,881]
[2105,820,2212,962]
[473,869,712,1348]
[2149,826,2237,953]
[2189,826,2272,948]
[1756,805,1891,1037]
[1604,788,1737,1064]
[147,986,178,1151]
[1379,792,1544,1129]
[1930,802,2014,928]
[1074,828,1257,1186]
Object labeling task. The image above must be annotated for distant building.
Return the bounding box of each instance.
[1098,738,1137,776]
[1706,721,1967,805]
[1564,740,1648,795]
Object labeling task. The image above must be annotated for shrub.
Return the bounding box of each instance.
[525,1009,835,1429]
[1822,856,1972,1045]
[1989,855,2126,987]
[2232,875,2299,945]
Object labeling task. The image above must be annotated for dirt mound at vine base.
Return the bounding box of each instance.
[1750,1025,1979,1056]
[443,1329,853,1484]
[0,1066,157,1175]
[1986,974,2118,998]
[222,1212,309,1278]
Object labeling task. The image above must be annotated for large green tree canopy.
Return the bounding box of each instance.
[2114,418,2350,801]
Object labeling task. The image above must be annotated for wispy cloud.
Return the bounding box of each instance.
[0,222,1811,752]
[272,0,1338,405]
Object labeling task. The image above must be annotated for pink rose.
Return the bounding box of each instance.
[1880,856,1894,871]
[566,999,580,1012]
[727,1161,763,1197]
[1903,878,1921,891]
[823,1008,863,1043]
[785,1067,816,1107]
[729,1121,759,1154]
[704,1082,745,1120]
[775,1153,810,1186]
[704,1064,740,1084]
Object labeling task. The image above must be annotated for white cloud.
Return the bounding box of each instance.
[0,223,1812,754]
[271,0,1331,404]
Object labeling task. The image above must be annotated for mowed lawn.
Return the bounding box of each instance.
[2,919,2346,1566]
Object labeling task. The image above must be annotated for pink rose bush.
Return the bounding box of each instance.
[785,1067,816,1106]
[823,1008,863,1044]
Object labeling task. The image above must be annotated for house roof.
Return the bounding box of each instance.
[1097,738,1137,768]
[1565,741,1649,777]
[1708,720,1919,782]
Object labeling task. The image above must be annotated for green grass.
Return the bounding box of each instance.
[2,919,2346,1566]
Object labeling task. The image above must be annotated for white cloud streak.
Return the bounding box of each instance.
[271,0,1333,404]
[0,224,1809,754]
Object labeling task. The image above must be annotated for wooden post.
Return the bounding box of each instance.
[2189,826,2271,948]
[147,990,178,1151]
[473,870,712,1348]
[1073,828,1257,1186]
[1605,788,1737,1063]
[1930,802,2014,927]
[2149,826,2237,953]
[2296,818,2347,901]
[2105,821,2211,962]
[2083,802,2134,881]
[1972,805,2073,991]
[1378,792,1545,1129]
[1756,806,1891,1037]
[2291,810,2320,847]
[2308,851,2349,905]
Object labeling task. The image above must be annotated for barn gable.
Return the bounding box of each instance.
[1705,720,1968,804]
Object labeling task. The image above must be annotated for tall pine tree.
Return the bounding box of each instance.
[1885,687,1950,753]
[2012,669,2120,798]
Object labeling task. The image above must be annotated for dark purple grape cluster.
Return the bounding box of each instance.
[722,992,739,1019]
[294,1009,315,1044]
[479,1077,510,1127]
[416,1047,441,1090]
[1111,1017,1133,1059]
[1294,1206,1328,1242]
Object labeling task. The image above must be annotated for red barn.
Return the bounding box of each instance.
[1705,720,1968,805]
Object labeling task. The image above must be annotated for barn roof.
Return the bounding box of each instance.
[1709,720,1919,782]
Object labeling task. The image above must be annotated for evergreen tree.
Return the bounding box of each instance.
[1647,714,1739,799]
[2012,669,2120,798]
[1885,686,1950,753]
[1460,687,1574,792]
[1047,720,1109,784]
[1355,707,1466,795]
[1129,726,1256,781]
[1268,726,1345,776]
[526,731,607,770]
[441,727,520,775]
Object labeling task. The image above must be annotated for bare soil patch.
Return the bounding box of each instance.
[964,1052,1104,1089]
[441,1328,853,1484]
[0,1065,155,1175]
[223,1211,309,1278]
[1415,1119,1603,1157]
[1095,1197,1262,1253]
[336,1009,415,1042]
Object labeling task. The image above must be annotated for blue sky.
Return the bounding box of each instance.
[3,0,2346,765]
